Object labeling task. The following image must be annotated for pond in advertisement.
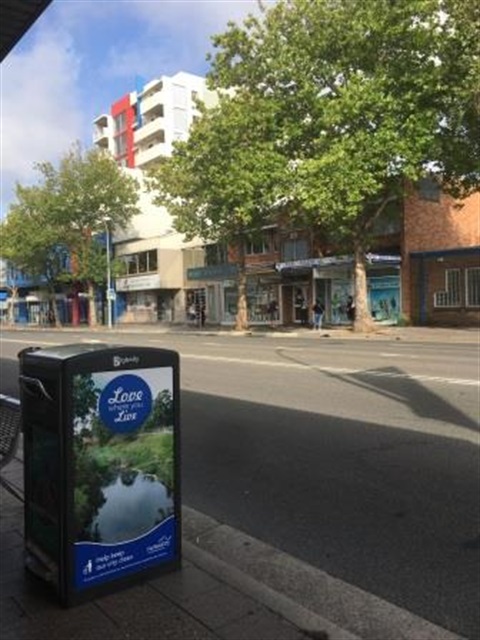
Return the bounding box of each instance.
[72,367,176,589]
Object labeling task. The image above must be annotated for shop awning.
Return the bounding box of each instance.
[275,253,401,272]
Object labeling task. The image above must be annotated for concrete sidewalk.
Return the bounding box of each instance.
[120,323,479,344]
[1,456,466,640]
[2,323,479,345]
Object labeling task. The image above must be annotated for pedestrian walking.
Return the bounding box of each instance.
[346,295,355,323]
[312,300,325,330]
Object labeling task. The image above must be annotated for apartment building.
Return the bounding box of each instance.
[93,71,218,170]
[403,181,480,326]
[92,72,216,324]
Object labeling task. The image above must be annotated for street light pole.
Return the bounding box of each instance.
[103,216,113,329]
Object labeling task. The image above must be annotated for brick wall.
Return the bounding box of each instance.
[403,189,479,254]
[402,189,479,324]
[409,254,479,326]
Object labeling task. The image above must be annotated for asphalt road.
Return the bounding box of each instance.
[1,329,479,639]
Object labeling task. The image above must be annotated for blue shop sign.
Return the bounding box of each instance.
[187,264,238,280]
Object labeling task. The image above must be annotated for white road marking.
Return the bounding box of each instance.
[1,338,59,346]
[181,353,480,387]
[2,339,478,387]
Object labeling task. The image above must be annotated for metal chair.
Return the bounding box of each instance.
[0,394,22,499]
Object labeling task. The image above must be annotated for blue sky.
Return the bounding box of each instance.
[0,0,265,218]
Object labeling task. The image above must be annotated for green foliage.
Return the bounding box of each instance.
[0,185,68,285]
[2,143,141,296]
[73,374,100,424]
[147,93,287,330]
[209,0,479,220]
[147,92,287,243]
[143,389,174,431]
[206,0,479,330]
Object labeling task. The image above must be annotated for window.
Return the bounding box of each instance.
[114,134,127,157]
[205,244,227,266]
[466,267,480,307]
[245,230,278,255]
[245,236,267,255]
[138,252,148,273]
[282,238,309,261]
[173,84,187,108]
[418,177,441,202]
[123,250,157,275]
[126,255,138,275]
[434,269,461,307]
[173,108,188,133]
[114,112,126,134]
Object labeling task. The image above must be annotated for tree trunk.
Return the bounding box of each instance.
[48,288,62,328]
[235,239,248,331]
[7,286,18,325]
[71,282,80,326]
[353,238,375,333]
[88,280,98,327]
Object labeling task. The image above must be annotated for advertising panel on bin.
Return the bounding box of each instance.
[72,366,176,590]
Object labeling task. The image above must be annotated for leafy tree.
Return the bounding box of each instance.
[45,144,140,325]
[2,144,141,326]
[73,374,100,426]
[1,185,69,326]
[143,389,174,431]
[208,0,480,331]
[147,93,287,330]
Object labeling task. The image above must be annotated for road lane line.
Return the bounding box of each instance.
[2,340,477,387]
[181,353,480,387]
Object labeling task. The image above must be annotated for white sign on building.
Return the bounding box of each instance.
[116,274,162,292]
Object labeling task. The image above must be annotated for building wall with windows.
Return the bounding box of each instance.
[93,71,218,171]
[91,72,216,325]
[403,187,480,326]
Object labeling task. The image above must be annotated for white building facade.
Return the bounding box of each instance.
[92,72,216,324]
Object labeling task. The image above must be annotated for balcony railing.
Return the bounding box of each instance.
[135,142,168,167]
[141,91,164,116]
[134,119,165,145]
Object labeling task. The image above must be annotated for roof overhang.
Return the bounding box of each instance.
[1,0,53,62]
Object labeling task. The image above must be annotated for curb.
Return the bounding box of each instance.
[185,540,360,640]
[182,506,467,640]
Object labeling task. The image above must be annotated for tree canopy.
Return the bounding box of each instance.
[147,92,287,329]
[206,0,479,330]
[1,144,140,325]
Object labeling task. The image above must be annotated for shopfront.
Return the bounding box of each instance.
[223,275,281,325]
[278,254,401,326]
[116,273,163,323]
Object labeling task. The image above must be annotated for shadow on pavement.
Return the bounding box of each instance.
[181,389,480,640]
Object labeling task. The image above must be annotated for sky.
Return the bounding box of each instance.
[0,0,265,219]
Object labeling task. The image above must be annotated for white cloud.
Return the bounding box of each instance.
[0,0,272,218]
[0,25,85,217]
[101,0,267,80]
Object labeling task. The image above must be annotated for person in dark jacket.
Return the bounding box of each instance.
[346,295,355,322]
[312,300,325,330]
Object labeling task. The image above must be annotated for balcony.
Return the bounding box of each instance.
[93,114,110,146]
[134,119,165,145]
[141,91,164,117]
[135,141,168,167]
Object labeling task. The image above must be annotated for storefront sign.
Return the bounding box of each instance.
[276,255,353,271]
[116,274,162,292]
[187,264,238,281]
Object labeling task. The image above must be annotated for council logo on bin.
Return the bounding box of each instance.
[99,374,152,433]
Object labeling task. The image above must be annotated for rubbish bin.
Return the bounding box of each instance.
[19,344,181,607]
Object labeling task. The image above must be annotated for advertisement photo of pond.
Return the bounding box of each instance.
[72,367,175,546]
[88,470,174,543]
